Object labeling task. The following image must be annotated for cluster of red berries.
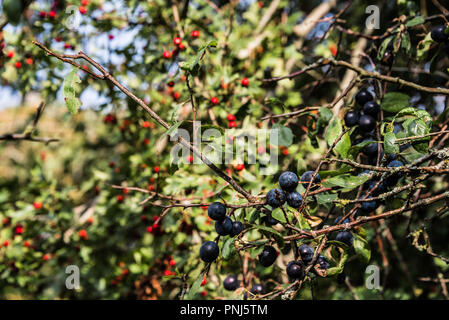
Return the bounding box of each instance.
[79,0,90,15]
[146,216,161,234]
[227,114,237,128]
[5,50,34,69]
[111,262,129,285]
[162,255,177,276]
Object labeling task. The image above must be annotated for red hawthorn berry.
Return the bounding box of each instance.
[49,11,57,19]
[191,30,200,38]
[15,61,22,69]
[146,226,153,233]
[79,6,87,14]
[104,114,116,124]
[167,81,175,87]
[200,290,207,297]
[154,166,160,173]
[180,75,186,81]
[144,138,150,145]
[178,43,186,51]
[108,161,115,168]
[79,229,88,239]
[39,11,47,18]
[15,226,24,234]
[173,37,182,46]
[282,148,289,156]
[25,58,33,65]
[228,121,237,128]
[210,97,219,105]
[108,34,114,40]
[221,82,229,90]
[152,223,159,229]
[3,241,9,247]
[152,216,160,222]
[64,43,72,49]
[87,217,94,224]
[123,188,129,195]
[169,259,176,266]
[81,0,89,5]
[24,240,31,247]
[241,77,249,87]
[330,43,337,57]
[148,185,155,192]
[201,277,207,286]
[235,164,244,171]
[2,218,9,225]
[33,202,42,210]
[54,36,62,42]
[7,51,14,59]
[257,146,266,154]
[163,269,172,276]
[173,91,181,100]
[225,168,232,175]
[227,114,236,121]
[187,155,193,163]
[142,121,150,128]
[0,42,5,50]
[162,51,172,59]
[116,195,124,202]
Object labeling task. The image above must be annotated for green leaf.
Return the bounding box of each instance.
[384,132,399,155]
[271,124,293,147]
[63,67,82,115]
[184,275,204,300]
[323,174,370,192]
[248,209,260,224]
[3,0,22,25]
[250,224,285,248]
[222,237,235,260]
[327,249,349,277]
[325,117,350,157]
[405,16,425,27]
[401,31,411,54]
[381,92,410,113]
[271,208,286,223]
[316,193,338,209]
[417,32,433,62]
[377,36,393,60]
[179,40,217,76]
[353,234,371,264]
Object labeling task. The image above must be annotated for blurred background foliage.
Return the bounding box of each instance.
[1,0,449,300]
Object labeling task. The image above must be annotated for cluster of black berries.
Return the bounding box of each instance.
[344,88,379,132]
[285,244,330,281]
[431,25,449,54]
[266,171,321,209]
[223,275,266,295]
[199,202,246,292]
[199,202,244,264]
[333,217,353,247]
